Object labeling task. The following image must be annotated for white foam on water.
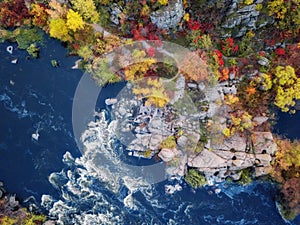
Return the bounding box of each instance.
[42,110,159,224]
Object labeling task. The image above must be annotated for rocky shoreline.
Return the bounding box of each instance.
[105,73,277,185]
[0,181,54,225]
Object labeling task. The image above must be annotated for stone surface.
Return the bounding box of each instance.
[105,98,117,105]
[188,149,227,168]
[252,132,277,155]
[150,0,185,29]
[258,57,269,66]
[158,148,179,162]
[177,135,188,149]
[253,116,268,125]
[254,166,272,177]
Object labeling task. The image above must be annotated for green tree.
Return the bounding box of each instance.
[184,169,207,188]
[70,0,99,23]
[66,9,85,32]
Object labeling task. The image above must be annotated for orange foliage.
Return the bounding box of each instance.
[220,67,229,81]
[245,87,256,95]
[180,51,209,82]
[30,3,49,29]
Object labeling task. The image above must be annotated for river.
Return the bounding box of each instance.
[0,37,299,224]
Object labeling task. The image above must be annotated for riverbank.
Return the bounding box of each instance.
[0,181,54,225]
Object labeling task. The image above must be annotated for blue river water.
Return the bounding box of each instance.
[0,37,299,224]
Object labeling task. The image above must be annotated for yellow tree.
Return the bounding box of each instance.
[70,0,99,23]
[66,9,85,32]
[272,65,300,113]
[133,78,170,108]
[49,18,70,42]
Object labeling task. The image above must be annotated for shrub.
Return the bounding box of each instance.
[159,136,177,149]
[184,169,207,188]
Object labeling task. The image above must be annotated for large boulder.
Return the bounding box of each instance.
[158,148,179,162]
[251,132,277,155]
[188,149,227,169]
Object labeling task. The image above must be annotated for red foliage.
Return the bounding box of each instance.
[146,47,156,57]
[221,38,239,56]
[275,47,285,56]
[215,49,222,58]
[187,20,201,31]
[130,23,162,47]
[0,0,30,28]
[215,49,224,66]
[259,51,266,57]
[232,45,238,53]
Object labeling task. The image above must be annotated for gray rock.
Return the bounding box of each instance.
[177,135,188,148]
[187,83,198,88]
[198,83,206,91]
[43,221,56,225]
[118,106,127,116]
[171,74,185,103]
[223,85,237,95]
[105,98,117,105]
[110,3,123,25]
[188,149,227,168]
[6,46,13,54]
[149,134,164,150]
[255,154,272,166]
[150,0,185,29]
[226,2,237,16]
[252,132,277,155]
[237,5,256,13]
[257,57,269,66]
[230,171,242,180]
[158,148,179,162]
[176,154,187,176]
[11,58,18,64]
[8,195,19,209]
[254,166,272,177]
[253,116,268,125]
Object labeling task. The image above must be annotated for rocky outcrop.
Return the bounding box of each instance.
[107,69,277,184]
[186,130,277,183]
[220,0,274,38]
[158,148,179,162]
[150,0,185,29]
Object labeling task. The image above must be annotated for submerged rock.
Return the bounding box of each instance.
[105,98,117,106]
[6,45,13,54]
[11,58,18,64]
[32,132,39,141]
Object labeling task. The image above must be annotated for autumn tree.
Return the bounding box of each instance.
[46,0,68,19]
[66,9,85,32]
[272,139,300,220]
[30,3,49,29]
[272,65,300,113]
[49,18,70,42]
[133,78,171,108]
[180,51,209,83]
[122,49,156,81]
[70,0,99,23]
[0,0,30,28]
